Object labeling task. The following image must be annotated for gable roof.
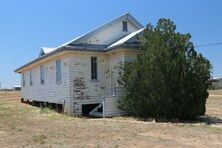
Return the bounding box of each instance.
[40,12,144,56]
[66,12,143,46]
[15,13,144,73]
[65,13,142,44]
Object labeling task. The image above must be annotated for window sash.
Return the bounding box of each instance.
[22,73,25,86]
[91,57,97,80]
[40,65,44,84]
[30,70,33,86]
[56,60,62,82]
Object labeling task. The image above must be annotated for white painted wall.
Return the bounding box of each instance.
[75,19,139,45]
[103,98,124,117]
[102,49,141,117]
[21,55,72,114]
[20,48,141,116]
[68,49,138,115]
[68,52,109,114]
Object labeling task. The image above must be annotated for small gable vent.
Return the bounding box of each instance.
[122,21,128,32]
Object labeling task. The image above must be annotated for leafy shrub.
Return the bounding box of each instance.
[118,19,212,120]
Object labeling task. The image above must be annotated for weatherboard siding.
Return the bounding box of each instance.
[69,53,109,115]
[21,55,72,114]
[20,49,141,116]
[104,96,126,117]
[103,51,126,117]
[103,49,141,116]
[68,49,131,115]
[75,20,138,45]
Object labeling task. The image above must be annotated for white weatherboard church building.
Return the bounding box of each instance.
[15,13,144,117]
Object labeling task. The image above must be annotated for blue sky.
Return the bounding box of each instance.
[0,0,222,88]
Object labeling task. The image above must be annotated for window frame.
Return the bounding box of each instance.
[122,21,128,32]
[91,57,98,80]
[40,65,45,85]
[56,59,62,83]
[29,70,33,86]
[22,73,25,87]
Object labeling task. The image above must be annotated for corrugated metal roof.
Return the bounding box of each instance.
[42,47,55,54]
[39,47,56,57]
[106,28,144,50]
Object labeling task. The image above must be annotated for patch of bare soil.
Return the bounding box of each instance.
[0,91,221,148]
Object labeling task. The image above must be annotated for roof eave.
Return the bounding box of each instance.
[14,47,64,73]
[15,44,142,73]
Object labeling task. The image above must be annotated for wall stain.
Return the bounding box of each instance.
[73,77,86,100]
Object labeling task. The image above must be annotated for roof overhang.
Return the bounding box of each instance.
[14,45,142,73]
[15,47,64,73]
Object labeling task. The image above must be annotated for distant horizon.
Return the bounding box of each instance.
[0,0,222,88]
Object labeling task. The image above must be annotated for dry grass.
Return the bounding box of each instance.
[0,91,221,148]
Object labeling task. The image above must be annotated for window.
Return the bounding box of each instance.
[30,70,33,86]
[122,21,128,32]
[56,59,62,82]
[40,65,44,84]
[22,73,25,86]
[91,57,97,80]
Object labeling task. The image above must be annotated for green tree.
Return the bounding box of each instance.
[119,19,212,120]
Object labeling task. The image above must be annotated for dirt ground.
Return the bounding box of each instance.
[0,90,221,148]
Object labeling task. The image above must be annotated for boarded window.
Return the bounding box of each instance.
[22,73,25,86]
[91,57,97,80]
[40,65,44,84]
[56,59,62,82]
[30,70,33,86]
[122,21,128,32]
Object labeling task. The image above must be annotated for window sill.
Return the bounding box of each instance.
[56,81,62,85]
[91,79,99,82]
